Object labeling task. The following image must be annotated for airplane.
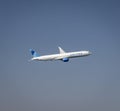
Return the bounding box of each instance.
[29,47,91,62]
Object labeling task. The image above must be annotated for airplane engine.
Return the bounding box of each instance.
[62,58,69,62]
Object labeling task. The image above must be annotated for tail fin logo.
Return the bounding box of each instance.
[29,49,39,57]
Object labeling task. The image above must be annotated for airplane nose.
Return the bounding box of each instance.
[89,51,92,55]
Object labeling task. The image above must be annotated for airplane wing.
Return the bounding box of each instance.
[58,47,66,54]
[55,56,67,60]
[55,52,69,62]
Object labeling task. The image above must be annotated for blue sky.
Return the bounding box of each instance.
[0,0,120,111]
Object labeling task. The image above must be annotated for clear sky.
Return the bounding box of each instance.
[0,0,120,111]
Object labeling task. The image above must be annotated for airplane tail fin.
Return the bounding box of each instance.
[29,49,39,57]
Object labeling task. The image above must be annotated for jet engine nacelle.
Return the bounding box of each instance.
[62,58,69,62]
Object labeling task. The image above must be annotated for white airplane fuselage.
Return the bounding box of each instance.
[31,50,91,62]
